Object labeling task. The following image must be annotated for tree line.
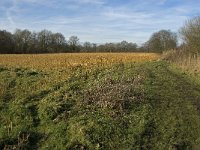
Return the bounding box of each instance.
[0,26,184,54]
[0,29,70,54]
[0,29,139,54]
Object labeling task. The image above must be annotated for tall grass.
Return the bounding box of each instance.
[162,48,200,75]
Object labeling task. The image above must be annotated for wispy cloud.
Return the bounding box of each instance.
[0,0,199,44]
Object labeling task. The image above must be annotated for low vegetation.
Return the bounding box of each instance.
[0,53,159,71]
[1,53,200,149]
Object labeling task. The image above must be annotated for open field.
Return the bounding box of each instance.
[0,53,160,71]
[1,53,200,149]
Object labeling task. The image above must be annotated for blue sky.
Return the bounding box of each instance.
[0,0,200,44]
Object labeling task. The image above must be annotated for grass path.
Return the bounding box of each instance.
[1,61,200,149]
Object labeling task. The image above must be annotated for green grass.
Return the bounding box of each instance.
[1,61,200,149]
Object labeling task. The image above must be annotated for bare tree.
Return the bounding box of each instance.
[51,33,66,52]
[82,42,92,52]
[14,29,33,53]
[180,16,200,55]
[68,36,80,52]
[0,30,15,53]
[37,30,53,52]
[147,30,177,52]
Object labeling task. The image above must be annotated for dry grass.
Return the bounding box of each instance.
[162,50,200,75]
[0,53,160,71]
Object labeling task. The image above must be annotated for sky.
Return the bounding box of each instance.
[0,0,200,44]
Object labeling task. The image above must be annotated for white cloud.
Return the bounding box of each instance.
[102,8,154,21]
